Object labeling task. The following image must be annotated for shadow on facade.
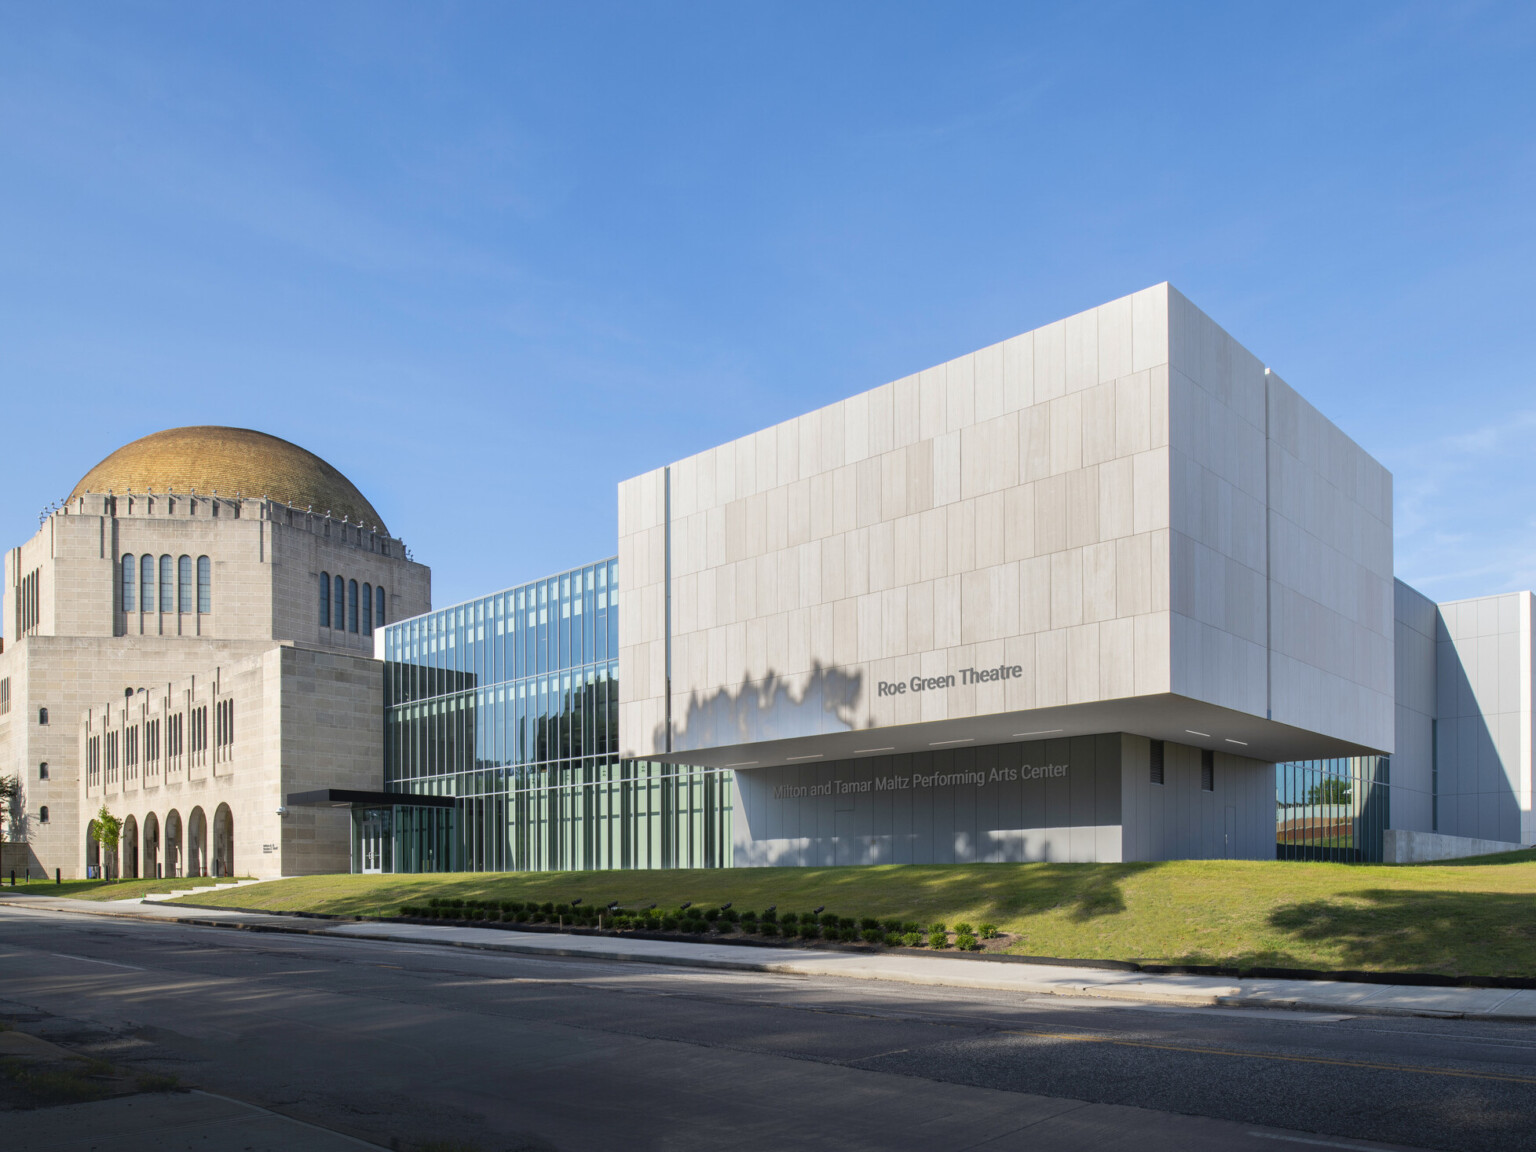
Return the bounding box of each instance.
[1436,644,1522,844]
[661,662,865,753]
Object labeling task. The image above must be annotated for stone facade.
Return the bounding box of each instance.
[618,284,1394,776]
[80,643,384,880]
[0,479,430,879]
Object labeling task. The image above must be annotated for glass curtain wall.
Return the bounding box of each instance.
[1275,757,1391,862]
[382,558,732,873]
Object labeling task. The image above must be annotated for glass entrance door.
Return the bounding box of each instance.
[357,809,392,873]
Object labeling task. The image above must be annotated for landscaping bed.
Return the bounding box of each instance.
[393,897,1005,952]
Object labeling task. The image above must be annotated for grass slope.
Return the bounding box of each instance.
[2,876,252,901]
[172,855,1536,978]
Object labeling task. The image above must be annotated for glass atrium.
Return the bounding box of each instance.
[376,558,732,873]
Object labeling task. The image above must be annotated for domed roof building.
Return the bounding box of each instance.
[1,426,432,883]
[70,426,388,534]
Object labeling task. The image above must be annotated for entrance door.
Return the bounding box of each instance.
[359,811,387,874]
[1224,806,1237,859]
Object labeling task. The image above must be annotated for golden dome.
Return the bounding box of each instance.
[69,426,388,534]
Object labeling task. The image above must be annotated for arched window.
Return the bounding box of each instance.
[178,556,192,613]
[38,763,48,780]
[334,576,344,629]
[159,555,174,613]
[197,556,211,613]
[348,579,359,633]
[140,555,155,612]
[362,583,372,635]
[38,707,48,725]
[375,586,385,628]
[320,572,331,627]
[38,806,49,824]
[121,555,135,612]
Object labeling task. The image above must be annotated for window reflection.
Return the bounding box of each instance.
[379,557,732,873]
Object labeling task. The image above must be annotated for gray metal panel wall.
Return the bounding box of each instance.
[732,735,1122,866]
[1119,734,1273,860]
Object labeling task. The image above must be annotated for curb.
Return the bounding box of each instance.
[6,899,1534,1021]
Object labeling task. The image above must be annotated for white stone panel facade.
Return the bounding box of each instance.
[620,284,1394,773]
[1433,592,1534,845]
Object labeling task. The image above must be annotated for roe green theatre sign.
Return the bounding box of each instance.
[876,662,1025,697]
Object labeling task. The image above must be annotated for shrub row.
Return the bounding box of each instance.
[394,898,1001,951]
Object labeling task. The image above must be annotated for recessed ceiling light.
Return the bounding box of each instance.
[1186,730,1210,738]
[1013,729,1063,737]
[725,761,759,767]
[1224,739,1249,746]
[929,737,974,746]
[786,753,824,761]
[854,747,895,754]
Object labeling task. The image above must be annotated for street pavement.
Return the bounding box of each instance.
[0,900,1532,1151]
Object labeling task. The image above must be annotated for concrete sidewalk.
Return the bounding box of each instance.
[5,893,1535,1023]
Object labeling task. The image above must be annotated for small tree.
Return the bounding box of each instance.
[1305,777,1352,806]
[91,804,123,880]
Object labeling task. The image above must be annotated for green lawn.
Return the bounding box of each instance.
[1,876,254,902]
[167,854,1536,979]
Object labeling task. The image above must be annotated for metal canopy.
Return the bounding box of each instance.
[286,788,456,809]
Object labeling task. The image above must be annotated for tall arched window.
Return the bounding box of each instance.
[140,555,155,612]
[348,579,359,633]
[178,556,192,612]
[38,806,48,824]
[121,555,135,612]
[319,572,331,627]
[362,583,372,635]
[375,586,385,628]
[196,556,211,613]
[159,555,174,613]
[334,576,344,629]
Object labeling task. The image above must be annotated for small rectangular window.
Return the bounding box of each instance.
[38,762,48,780]
[1150,740,1164,785]
[1201,749,1215,792]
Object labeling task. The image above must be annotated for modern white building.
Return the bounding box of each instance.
[617,284,1531,865]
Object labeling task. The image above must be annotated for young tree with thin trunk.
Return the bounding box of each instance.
[91,804,123,880]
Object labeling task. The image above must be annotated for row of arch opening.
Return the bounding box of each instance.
[120,554,211,614]
[85,804,234,880]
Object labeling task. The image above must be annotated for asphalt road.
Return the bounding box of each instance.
[0,905,1532,1152]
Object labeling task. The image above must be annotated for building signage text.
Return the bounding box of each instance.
[772,762,1068,800]
[877,663,1024,697]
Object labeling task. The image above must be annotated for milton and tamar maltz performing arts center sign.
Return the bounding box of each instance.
[770,761,1071,801]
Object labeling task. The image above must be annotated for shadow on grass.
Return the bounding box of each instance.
[1262,889,1536,977]
[1433,848,1536,867]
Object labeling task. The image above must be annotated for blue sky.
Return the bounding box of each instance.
[2,2,1533,614]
